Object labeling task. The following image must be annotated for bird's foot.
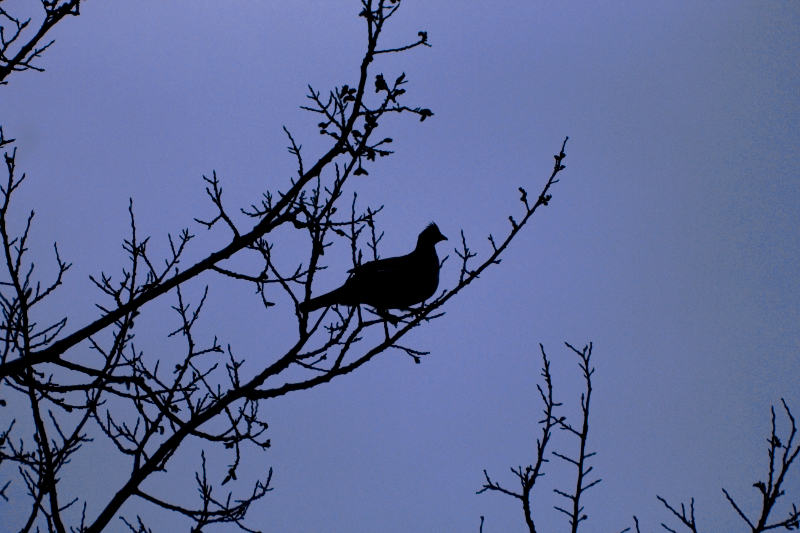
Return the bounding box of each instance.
[407,306,428,319]
[376,309,400,326]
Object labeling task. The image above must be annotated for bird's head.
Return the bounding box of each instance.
[418,222,447,247]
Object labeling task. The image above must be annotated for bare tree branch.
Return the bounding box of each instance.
[552,342,600,533]
[479,343,600,533]
[0,0,81,84]
[657,401,800,533]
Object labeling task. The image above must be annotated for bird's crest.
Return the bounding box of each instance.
[419,222,447,244]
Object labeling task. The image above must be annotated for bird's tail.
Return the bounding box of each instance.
[299,287,344,313]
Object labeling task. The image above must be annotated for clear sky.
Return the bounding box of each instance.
[1,1,799,531]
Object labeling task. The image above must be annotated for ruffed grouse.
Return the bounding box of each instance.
[300,223,447,313]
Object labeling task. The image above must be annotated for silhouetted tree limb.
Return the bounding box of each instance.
[656,496,698,533]
[618,516,642,533]
[0,0,81,84]
[477,345,560,533]
[654,400,799,533]
[553,342,601,532]
[479,342,595,533]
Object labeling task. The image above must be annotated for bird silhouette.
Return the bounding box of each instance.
[300,223,447,313]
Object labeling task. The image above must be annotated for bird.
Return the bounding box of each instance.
[300,223,447,314]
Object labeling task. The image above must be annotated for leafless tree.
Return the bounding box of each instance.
[0,1,569,532]
[479,342,599,533]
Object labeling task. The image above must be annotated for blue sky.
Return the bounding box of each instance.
[1,1,798,531]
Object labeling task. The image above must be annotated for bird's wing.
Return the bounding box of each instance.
[349,253,413,275]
